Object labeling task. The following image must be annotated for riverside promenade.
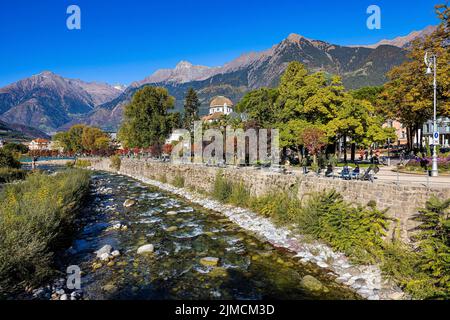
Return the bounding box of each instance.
[290,165,450,188]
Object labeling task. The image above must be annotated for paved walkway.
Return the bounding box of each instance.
[375,166,450,188]
[290,166,450,189]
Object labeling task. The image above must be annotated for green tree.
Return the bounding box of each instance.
[351,86,384,106]
[93,136,111,152]
[380,5,450,150]
[82,127,108,151]
[118,86,175,148]
[182,88,200,129]
[67,125,86,153]
[0,149,21,169]
[3,143,29,155]
[168,112,182,132]
[53,132,71,152]
[279,119,311,160]
[236,88,279,126]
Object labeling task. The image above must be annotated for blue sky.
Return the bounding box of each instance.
[0,0,442,87]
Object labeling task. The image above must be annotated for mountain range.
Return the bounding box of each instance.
[0,26,436,134]
[0,72,122,132]
[0,119,49,141]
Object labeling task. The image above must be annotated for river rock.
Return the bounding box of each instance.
[92,262,103,270]
[95,245,112,258]
[99,252,111,261]
[200,257,219,267]
[124,199,137,208]
[107,223,128,231]
[166,226,178,232]
[111,250,121,257]
[167,211,178,216]
[389,291,405,300]
[300,275,326,292]
[137,244,154,254]
[208,267,228,278]
[102,284,118,293]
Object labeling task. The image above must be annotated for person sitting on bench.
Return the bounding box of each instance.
[341,165,351,180]
[351,164,360,179]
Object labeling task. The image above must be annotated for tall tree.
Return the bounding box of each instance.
[380,4,450,150]
[236,88,279,126]
[182,88,200,130]
[67,125,86,153]
[82,127,109,151]
[351,86,384,106]
[118,87,175,148]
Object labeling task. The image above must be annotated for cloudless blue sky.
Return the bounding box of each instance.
[0,0,441,87]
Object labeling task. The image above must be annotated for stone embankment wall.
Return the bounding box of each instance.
[89,158,450,242]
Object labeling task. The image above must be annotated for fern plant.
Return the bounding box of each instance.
[412,197,450,298]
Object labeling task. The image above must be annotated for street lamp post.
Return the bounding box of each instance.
[425,52,439,177]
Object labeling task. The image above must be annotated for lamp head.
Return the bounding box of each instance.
[426,67,432,75]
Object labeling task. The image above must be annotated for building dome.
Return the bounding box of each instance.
[210,96,234,108]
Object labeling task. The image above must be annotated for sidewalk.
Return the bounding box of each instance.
[290,166,450,189]
[375,166,450,188]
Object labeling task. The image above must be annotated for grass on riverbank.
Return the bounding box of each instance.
[211,170,450,300]
[0,169,91,295]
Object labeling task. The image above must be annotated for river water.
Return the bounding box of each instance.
[55,170,358,300]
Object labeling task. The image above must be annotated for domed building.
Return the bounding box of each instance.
[202,96,234,122]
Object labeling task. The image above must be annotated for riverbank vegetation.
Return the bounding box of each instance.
[172,174,185,188]
[0,168,27,183]
[110,155,121,171]
[74,159,92,168]
[211,171,450,299]
[0,147,27,183]
[0,169,91,295]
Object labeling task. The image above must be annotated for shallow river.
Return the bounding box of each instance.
[58,170,358,300]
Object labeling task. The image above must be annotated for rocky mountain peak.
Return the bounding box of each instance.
[286,33,311,44]
[175,61,195,70]
[352,25,438,48]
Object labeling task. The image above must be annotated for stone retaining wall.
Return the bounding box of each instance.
[89,158,450,242]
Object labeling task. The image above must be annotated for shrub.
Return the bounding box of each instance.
[249,191,301,224]
[0,169,90,294]
[0,149,21,169]
[2,143,29,155]
[110,155,121,171]
[74,159,91,168]
[228,182,251,207]
[0,168,27,183]
[159,174,167,184]
[410,197,450,298]
[212,171,232,202]
[172,174,185,188]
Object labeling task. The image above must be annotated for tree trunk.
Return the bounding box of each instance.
[343,135,347,162]
[406,126,413,151]
[351,143,356,162]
